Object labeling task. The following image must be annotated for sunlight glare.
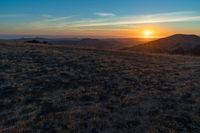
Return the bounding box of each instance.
[143,30,153,38]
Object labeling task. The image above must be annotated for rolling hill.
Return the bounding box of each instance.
[124,34,200,55]
[0,43,200,132]
[72,38,152,50]
[0,37,153,50]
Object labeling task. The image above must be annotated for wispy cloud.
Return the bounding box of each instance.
[2,11,200,36]
[16,11,200,34]
[95,12,116,17]
[40,14,75,22]
[74,11,200,27]
[46,16,74,22]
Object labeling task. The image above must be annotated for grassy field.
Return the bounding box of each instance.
[0,44,200,133]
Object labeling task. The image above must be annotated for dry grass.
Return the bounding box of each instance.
[0,43,200,132]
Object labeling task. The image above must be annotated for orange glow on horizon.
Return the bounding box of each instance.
[143,30,154,38]
[2,25,193,39]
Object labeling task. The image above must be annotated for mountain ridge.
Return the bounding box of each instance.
[124,34,200,55]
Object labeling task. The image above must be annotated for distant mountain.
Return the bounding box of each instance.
[1,37,152,50]
[124,34,200,55]
[72,38,151,50]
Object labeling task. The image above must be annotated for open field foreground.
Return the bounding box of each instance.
[1,44,200,133]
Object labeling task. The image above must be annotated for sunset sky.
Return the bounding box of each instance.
[0,0,200,38]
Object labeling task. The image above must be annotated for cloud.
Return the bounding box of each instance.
[40,14,75,22]
[95,12,116,17]
[46,16,74,22]
[19,11,200,33]
[74,11,200,27]
[3,11,200,35]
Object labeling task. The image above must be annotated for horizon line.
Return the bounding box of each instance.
[0,33,200,40]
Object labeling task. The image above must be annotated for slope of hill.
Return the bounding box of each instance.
[124,34,200,55]
[1,43,200,132]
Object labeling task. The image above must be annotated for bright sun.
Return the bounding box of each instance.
[143,30,153,38]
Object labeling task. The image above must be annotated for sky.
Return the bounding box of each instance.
[0,0,200,38]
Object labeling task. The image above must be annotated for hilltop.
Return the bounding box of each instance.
[124,34,200,55]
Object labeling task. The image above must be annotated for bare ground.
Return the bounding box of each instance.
[0,44,200,133]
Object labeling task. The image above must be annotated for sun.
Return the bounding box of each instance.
[143,30,153,38]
